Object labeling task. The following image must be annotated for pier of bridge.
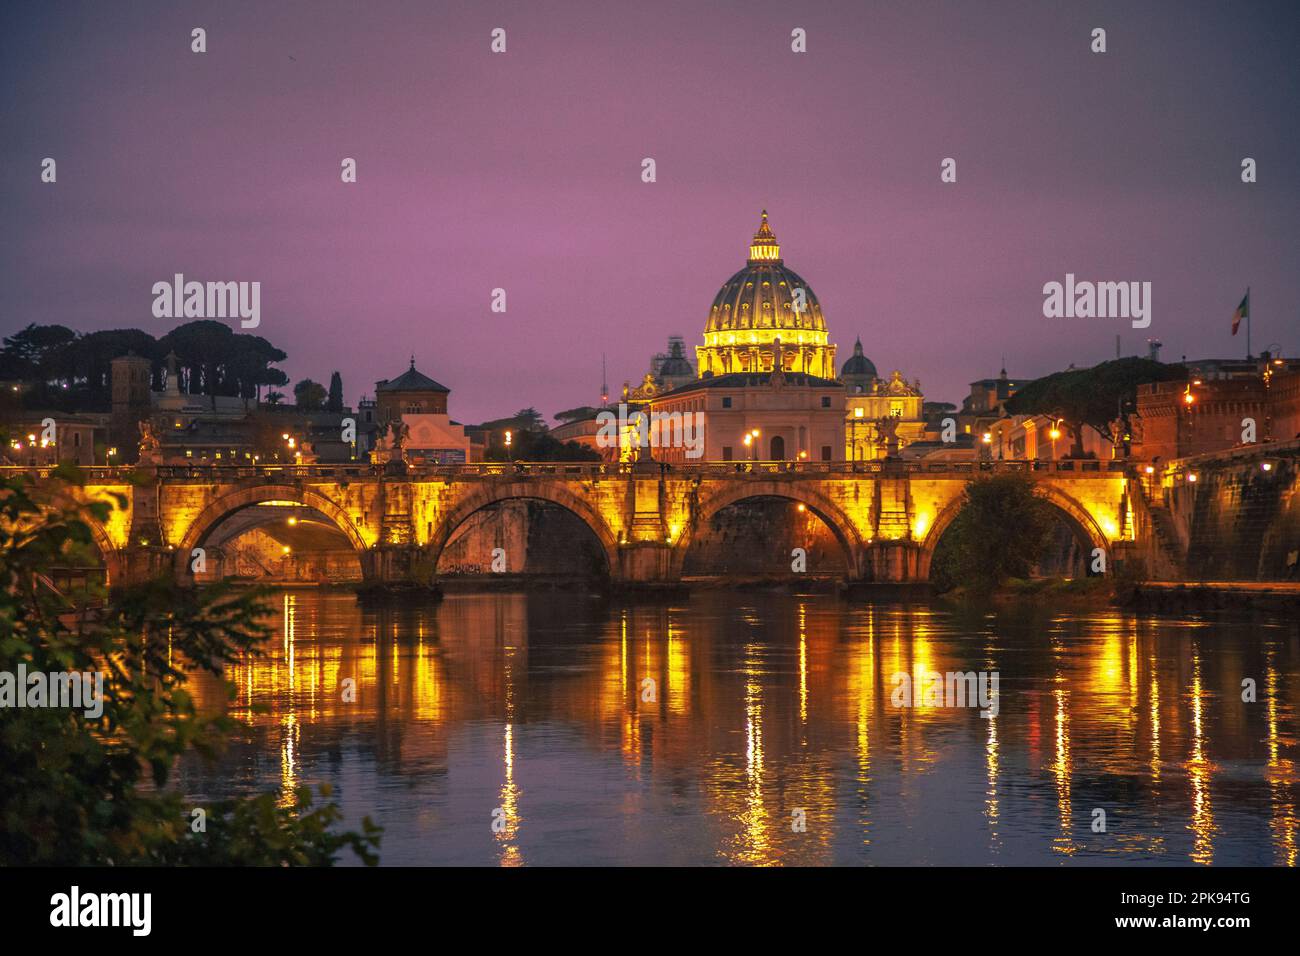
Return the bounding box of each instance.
[10,459,1137,587]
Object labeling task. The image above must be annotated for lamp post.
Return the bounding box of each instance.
[504,429,513,461]
[750,428,760,461]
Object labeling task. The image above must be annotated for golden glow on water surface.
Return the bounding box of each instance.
[181,592,1300,866]
[1187,649,1215,865]
[1263,654,1297,865]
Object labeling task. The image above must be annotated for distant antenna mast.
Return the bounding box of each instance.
[600,353,609,406]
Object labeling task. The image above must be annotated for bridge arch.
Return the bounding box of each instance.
[45,492,117,558]
[918,480,1111,581]
[427,482,621,578]
[673,480,865,578]
[39,488,119,584]
[174,483,368,579]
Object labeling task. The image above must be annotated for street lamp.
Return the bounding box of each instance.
[749,428,761,461]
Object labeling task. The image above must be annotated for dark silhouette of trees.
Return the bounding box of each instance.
[554,405,599,423]
[930,474,1058,594]
[1005,357,1185,457]
[293,378,327,410]
[0,321,290,410]
[327,372,344,413]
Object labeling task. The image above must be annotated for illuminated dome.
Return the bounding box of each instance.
[697,211,837,379]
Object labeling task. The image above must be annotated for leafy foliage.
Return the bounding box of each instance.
[554,406,599,423]
[1,321,290,410]
[327,371,344,413]
[293,378,327,410]
[930,473,1058,594]
[477,407,547,433]
[484,430,601,462]
[0,468,380,865]
[1004,357,1185,457]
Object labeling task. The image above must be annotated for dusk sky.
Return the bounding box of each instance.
[3,0,1298,422]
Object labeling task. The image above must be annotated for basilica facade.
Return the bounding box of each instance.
[644,211,925,463]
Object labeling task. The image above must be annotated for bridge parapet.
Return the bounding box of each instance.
[2,458,1134,481]
[6,458,1137,587]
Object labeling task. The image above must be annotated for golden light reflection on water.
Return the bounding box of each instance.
[1187,649,1215,865]
[1264,655,1297,865]
[182,591,1300,866]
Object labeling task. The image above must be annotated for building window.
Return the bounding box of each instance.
[722,397,732,408]
[821,445,832,461]
[821,396,831,408]
[722,446,733,461]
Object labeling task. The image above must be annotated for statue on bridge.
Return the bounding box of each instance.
[137,421,162,465]
[370,420,410,470]
[873,415,902,458]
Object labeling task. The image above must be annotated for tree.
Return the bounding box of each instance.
[1004,357,1185,457]
[509,407,546,432]
[71,329,161,395]
[0,324,77,381]
[293,378,327,410]
[484,430,601,462]
[225,333,288,399]
[327,371,344,413]
[157,321,288,399]
[930,473,1058,594]
[0,468,380,864]
[554,405,599,423]
[158,320,235,396]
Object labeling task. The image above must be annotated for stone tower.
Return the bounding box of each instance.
[110,352,153,463]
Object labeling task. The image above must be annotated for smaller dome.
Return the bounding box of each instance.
[657,337,693,379]
[840,337,877,380]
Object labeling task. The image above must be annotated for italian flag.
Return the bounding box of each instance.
[1231,289,1249,335]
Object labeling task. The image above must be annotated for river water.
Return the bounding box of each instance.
[180,588,1299,866]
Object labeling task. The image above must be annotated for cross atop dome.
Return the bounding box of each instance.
[748,209,781,263]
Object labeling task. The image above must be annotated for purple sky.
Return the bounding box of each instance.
[3,0,1298,422]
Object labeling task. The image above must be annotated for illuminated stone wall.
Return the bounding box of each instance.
[1168,448,1300,580]
[65,466,1133,585]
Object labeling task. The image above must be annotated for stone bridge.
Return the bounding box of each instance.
[8,458,1139,586]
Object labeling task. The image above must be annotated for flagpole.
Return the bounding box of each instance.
[1247,285,1252,360]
